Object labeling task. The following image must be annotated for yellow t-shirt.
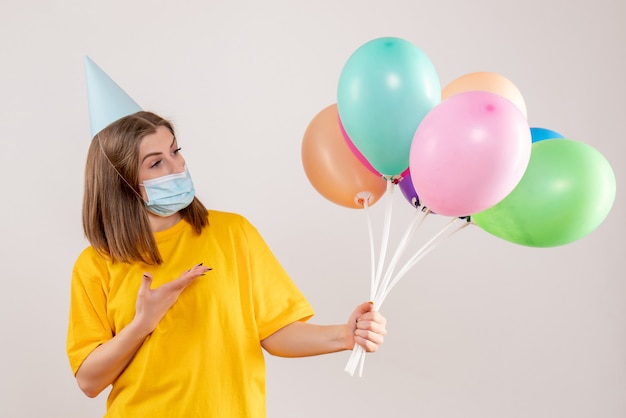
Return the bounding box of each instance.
[67,211,314,417]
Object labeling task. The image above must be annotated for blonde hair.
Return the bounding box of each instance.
[83,111,208,265]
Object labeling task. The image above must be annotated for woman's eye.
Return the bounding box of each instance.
[173,147,182,155]
[150,160,162,169]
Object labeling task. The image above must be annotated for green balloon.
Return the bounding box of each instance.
[472,139,616,247]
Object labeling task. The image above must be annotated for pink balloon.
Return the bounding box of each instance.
[410,91,531,217]
[339,116,410,179]
[338,116,380,176]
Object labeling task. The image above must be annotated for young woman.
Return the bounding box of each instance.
[67,111,387,417]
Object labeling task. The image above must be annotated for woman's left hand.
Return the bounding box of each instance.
[347,302,387,352]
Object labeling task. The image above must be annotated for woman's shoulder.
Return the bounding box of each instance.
[205,210,259,236]
[207,210,251,226]
[71,245,112,284]
[75,245,101,263]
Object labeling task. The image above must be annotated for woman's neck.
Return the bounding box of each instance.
[147,211,182,232]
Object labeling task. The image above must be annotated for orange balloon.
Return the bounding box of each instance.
[302,104,388,209]
[441,72,527,119]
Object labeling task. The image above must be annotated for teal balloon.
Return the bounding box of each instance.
[337,37,440,176]
[530,127,564,143]
[473,139,616,247]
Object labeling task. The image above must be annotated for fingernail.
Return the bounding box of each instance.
[198,262,203,266]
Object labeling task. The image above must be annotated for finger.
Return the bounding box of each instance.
[350,301,375,325]
[170,264,210,291]
[354,333,383,353]
[359,331,385,348]
[356,319,387,337]
[138,273,153,294]
[357,301,375,315]
[356,327,385,344]
[186,263,211,275]
[356,311,387,327]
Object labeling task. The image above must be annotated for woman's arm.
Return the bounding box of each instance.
[75,319,151,398]
[75,265,209,397]
[261,301,386,357]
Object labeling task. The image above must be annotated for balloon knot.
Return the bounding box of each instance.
[383,174,403,184]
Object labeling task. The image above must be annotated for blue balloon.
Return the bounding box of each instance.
[530,127,564,143]
[337,37,440,176]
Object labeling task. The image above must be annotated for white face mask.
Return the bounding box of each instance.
[141,166,195,217]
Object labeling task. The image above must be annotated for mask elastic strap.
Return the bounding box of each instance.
[96,133,146,202]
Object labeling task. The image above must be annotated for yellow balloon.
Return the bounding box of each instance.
[442,72,527,119]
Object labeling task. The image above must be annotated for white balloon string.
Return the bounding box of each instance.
[374,208,430,303]
[346,197,375,377]
[363,201,377,301]
[372,181,395,298]
[376,219,470,309]
[344,344,364,376]
[352,300,381,377]
[346,184,473,376]
[344,345,355,373]
[357,349,366,377]
[347,186,393,377]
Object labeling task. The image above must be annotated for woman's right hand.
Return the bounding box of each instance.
[75,263,210,397]
[133,263,211,335]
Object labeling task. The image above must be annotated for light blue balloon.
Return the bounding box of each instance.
[530,127,564,143]
[85,56,142,138]
[337,37,440,176]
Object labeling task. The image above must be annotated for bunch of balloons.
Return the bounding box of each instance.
[301,37,616,376]
[302,36,616,248]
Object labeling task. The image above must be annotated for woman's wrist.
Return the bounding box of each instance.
[127,315,155,340]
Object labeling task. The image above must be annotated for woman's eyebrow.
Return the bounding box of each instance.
[141,151,163,163]
[140,136,177,163]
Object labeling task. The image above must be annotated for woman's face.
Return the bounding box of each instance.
[137,125,186,200]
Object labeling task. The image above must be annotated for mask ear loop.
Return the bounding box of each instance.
[96,133,146,203]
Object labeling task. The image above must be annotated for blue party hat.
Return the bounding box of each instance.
[85,56,142,138]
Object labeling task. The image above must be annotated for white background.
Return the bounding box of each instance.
[1,0,625,417]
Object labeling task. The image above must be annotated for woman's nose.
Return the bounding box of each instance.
[167,157,186,174]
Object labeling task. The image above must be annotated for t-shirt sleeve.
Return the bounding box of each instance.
[66,248,114,375]
[239,217,315,340]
